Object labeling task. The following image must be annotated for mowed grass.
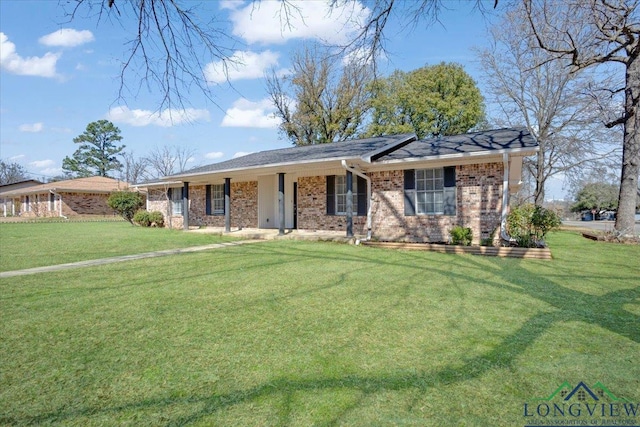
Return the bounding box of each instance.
[0,224,638,426]
[0,222,236,272]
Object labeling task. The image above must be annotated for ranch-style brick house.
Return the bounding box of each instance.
[141,128,538,244]
[0,176,132,218]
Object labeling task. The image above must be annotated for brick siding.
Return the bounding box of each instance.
[297,176,367,233]
[147,162,504,242]
[149,182,259,229]
[19,192,118,217]
[369,163,503,243]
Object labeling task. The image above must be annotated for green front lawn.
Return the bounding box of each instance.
[0,222,236,272]
[0,230,638,425]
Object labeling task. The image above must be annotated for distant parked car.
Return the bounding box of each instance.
[598,211,616,221]
[581,211,594,221]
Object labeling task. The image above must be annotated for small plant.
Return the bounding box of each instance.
[480,228,497,246]
[507,204,561,247]
[450,225,473,246]
[107,191,144,224]
[133,210,165,227]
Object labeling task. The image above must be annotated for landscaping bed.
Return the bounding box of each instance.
[362,241,552,259]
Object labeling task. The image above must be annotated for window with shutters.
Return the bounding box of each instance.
[416,168,444,214]
[335,175,358,215]
[404,167,456,216]
[327,175,367,216]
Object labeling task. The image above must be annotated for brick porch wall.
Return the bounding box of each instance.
[188,182,259,229]
[297,176,367,233]
[147,182,259,229]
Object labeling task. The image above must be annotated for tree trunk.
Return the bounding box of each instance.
[614,52,639,237]
[534,145,546,206]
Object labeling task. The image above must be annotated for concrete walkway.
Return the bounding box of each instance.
[0,240,263,278]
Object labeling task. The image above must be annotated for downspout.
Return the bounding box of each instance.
[49,189,67,219]
[341,160,372,241]
[500,153,515,244]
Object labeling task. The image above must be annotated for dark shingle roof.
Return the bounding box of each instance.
[170,134,417,177]
[167,128,537,180]
[377,128,537,161]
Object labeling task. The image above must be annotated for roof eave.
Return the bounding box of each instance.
[165,155,365,181]
[373,146,539,166]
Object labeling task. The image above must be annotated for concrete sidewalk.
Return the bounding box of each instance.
[0,240,263,278]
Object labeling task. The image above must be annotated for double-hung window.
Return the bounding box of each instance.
[169,187,183,215]
[404,167,456,216]
[326,175,367,216]
[335,175,358,215]
[416,168,444,214]
[206,184,225,216]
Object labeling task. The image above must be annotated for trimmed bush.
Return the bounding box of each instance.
[107,191,144,224]
[133,210,165,227]
[450,226,473,246]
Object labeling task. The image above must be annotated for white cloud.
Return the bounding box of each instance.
[229,1,370,45]
[205,151,224,160]
[0,32,60,78]
[233,151,254,159]
[219,0,245,10]
[221,98,280,128]
[204,50,282,84]
[39,29,95,47]
[41,167,63,176]
[9,154,25,161]
[106,106,210,127]
[19,122,44,133]
[30,159,55,169]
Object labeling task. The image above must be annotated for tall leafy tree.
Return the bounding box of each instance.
[266,45,372,146]
[571,182,619,213]
[365,63,486,139]
[0,160,30,185]
[62,120,125,177]
[524,0,639,236]
[478,3,621,206]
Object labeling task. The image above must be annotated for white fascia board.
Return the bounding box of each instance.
[133,180,183,189]
[166,156,363,182]
[371,146,539,168]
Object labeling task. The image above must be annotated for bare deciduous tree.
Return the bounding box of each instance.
[145,145,198,178]
[524,0,639,236]
[266,44,372,145]
[0,160,30,185]
[66,1,493,109]
[478,2,622,206]
[119,152,149,184]
[65,0,237,111]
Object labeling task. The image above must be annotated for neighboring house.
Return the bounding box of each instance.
[139,128,538,244]
[0,176,132,218]
[0,180,43,216]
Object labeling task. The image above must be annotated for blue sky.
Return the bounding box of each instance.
[0,0,568,199]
